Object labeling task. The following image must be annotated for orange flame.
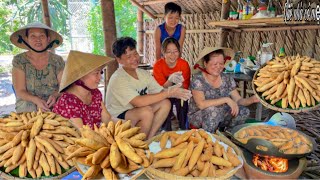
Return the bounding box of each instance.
[253,154,289,173]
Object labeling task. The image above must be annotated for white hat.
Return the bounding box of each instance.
[10,22,63,50]
[193,47,235,74]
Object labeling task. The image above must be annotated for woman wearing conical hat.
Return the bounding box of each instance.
[53,51,113,129]
[10,22,65,113]
[188,47,260,133]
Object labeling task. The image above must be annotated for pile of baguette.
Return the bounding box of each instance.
[0,110,79,178]
[67,120,150,179]
[234,125,312,154]
[150,129,241,178]
[254,55,320,109]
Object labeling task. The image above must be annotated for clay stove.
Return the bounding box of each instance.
[241,149,307,179]
[252,154,288,173]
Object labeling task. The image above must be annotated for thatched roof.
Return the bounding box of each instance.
[137,0,222,16]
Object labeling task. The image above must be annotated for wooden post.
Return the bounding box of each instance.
[219,31,228,47]
[41,0,55,53]
[101,0,117,57]
[41,0,51,27]
[101,0,118,100]
[137,10,144,57]
[220,0,230,21]
[219,0,230,47]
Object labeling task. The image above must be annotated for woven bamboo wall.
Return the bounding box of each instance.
[143,0,320,65]
[144,11,221,66]
[226,29,320,60]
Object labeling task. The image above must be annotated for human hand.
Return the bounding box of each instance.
[34,97,50,112]
[250,95,260,104]
[226,97,239,117]
[166,83,192,101]
[47,94,58,108]
[168,71,184,84]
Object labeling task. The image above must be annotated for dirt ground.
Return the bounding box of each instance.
[0,72,15,116]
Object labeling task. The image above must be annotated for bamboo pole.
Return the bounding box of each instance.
[101,0,118,100]
[130,0,156,19]
[220,0,230,21]
[219,0,230,47]
[145,29,222,34]
[141,0,177,5]
[219,31,228,47]
[231,25,320,32]
[137,9,144,56]
[155,13,188,18]
[209,17,307,27]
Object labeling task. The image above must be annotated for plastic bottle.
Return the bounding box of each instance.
[258,0,267,10]
[256,51,261,67]
[242,0,254,20]
[260,43,273,66]
[248,55,256,66]
[229,11,238,20]
[258,0,268,17]
[268,0,276,17]
[279,47,286,58]
[234,62,245,73]
[269,7,276,17]
[237,0,243,20]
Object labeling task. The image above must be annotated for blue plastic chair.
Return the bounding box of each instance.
[12,84,16,97]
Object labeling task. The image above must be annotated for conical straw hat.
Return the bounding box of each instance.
[59,50,113,92]
[192,47,235,74]
[10,22,63,50]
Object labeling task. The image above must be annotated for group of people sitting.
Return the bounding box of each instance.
[10,2,259,139]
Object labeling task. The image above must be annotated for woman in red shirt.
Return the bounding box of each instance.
[53,51,113,129]
[153,37,191,130]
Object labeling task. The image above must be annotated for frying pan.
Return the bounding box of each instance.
[228,123,315,159]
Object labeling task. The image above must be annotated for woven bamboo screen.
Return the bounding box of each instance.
[144,11,221,66]
[143,0,320,66]
[141,0,222,16]
[226,29,320,60]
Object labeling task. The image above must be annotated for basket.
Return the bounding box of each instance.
[73,160,146,180]
[0,167,76,180]
[145,131,243,179]
[252,63,320,113]
[0,111,79,179]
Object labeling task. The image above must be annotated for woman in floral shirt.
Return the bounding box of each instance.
[10,22,65,112]
[53,51,113,129]
[188,47,259,133]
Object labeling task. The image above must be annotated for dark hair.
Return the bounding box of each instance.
[203,49,225,63]
[161,37,180,54]
[164,2,182,16]
[112,37,137,58]
[25,28,49,37]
